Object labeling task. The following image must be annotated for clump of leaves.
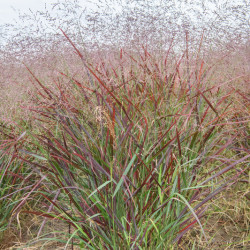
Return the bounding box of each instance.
[2,32,249,249]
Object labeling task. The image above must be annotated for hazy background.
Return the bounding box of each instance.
[0,0,249,60]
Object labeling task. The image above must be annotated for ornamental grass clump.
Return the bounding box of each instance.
[0,32,249,249]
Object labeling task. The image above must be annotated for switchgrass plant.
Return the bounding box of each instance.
[0,33,249,249]
[0,126,38,241]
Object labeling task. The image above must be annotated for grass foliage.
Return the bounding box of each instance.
[0,32,249,249]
